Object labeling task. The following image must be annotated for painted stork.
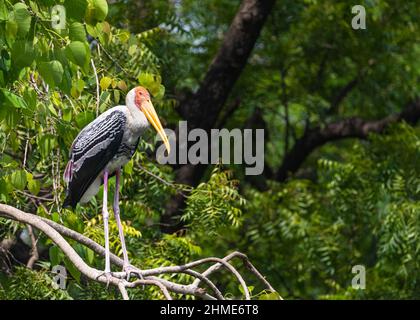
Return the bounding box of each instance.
[63,86,170,277]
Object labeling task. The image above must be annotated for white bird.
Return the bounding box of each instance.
[63,86,170,277]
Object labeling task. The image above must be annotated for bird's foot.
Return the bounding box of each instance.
[123,264,142,281]
[97,271,113,288]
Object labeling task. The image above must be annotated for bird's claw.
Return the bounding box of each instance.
[97,271,113,288]
[123,264,142,281]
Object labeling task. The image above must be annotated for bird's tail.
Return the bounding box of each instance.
[63,159,77,209]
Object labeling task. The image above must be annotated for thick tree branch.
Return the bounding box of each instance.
[276,99,420,181]
[327,60,375,115]
[0,204,279,300]
[179,0,277,130]
[163,0,277,229]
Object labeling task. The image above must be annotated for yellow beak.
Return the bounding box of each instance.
[141,100,170,154]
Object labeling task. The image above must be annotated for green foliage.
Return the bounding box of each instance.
[0,0,419,300]
[219,124,419,299]
[0,266,72,300]
[183,167,245,235]
[84,213,141,258]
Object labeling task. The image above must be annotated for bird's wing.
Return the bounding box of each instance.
[63,108,127,208]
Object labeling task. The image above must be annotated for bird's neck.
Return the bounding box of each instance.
[126,102,149,135]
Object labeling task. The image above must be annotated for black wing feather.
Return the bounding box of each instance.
[63,110,126,208]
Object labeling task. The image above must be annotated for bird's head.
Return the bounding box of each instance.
[127,86,170,154]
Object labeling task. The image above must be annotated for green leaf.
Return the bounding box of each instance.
[138,72,162,97]
[128,44,137,56]
[0,50,11,72]
[10,170,27,190]
[154,84,165,100]
[75,110,95,128]
[258,291,282,300]
[92,0,108,21]
[64,0,88,22]
[23,88,37,111]
[124,159,134,175]
[65,41,90,73]
[113,89,120,104]
[13,3,31,36]
[69,22,87,42]
[64,256,81,283]
[99,91,110,112]
[49,246,62,266]
[138,72,155,87]
[0,89,28,109]
[0,1,8,21]
[70,86,80,99]
[0,178,13,196]
[85,248,94,265]
[62,107,73,122]
[117,80,127,91]
[13,40,36,69]
[0,106,20,128]
[76,79,85,92]
[38,134,57,157]
[100,76,112,90]
[59,67,73,95]
[51,212,60,223]
[27,173,41,195]
[28,1,40,16]
[38,60,64,87]
[5,16,18,46]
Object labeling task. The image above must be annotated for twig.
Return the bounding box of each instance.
[192,251,280,298]
[136,164,192,198]
[15,190,54,202]
[26,225,39,269]
[99,44,132,78]
[91,58,100,117]
[29,72,46,98]
[137,164,176,188]
[127,279,172,300]
[118,281,129,300]
[23,132,30,169]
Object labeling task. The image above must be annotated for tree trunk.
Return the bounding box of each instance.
[161,0,277,232]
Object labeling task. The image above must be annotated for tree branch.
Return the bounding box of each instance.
[327,77,358,115]
[26,225,39,269]
[179,0,277,130]
[0,204,278,300]
[276,99,420,181]
[163,0,277,229]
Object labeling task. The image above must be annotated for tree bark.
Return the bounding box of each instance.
[162,0,277,231]
[275,99,420,181]
[0,204,277,300]
[178,0,277,131]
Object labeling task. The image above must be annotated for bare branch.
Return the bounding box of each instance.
[26,225,39,269]
[118,281,129,300]
[327,77,358,115]
[15,190,54,202]
[276,99,420,181]
[0,204,278,300]
[90,58,100,117]
[127,279,172,300]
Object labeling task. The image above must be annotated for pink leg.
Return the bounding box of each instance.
[113,169,130,267]
[102,170,111,273]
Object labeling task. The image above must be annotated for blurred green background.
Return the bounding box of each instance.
[0,0,419,299]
